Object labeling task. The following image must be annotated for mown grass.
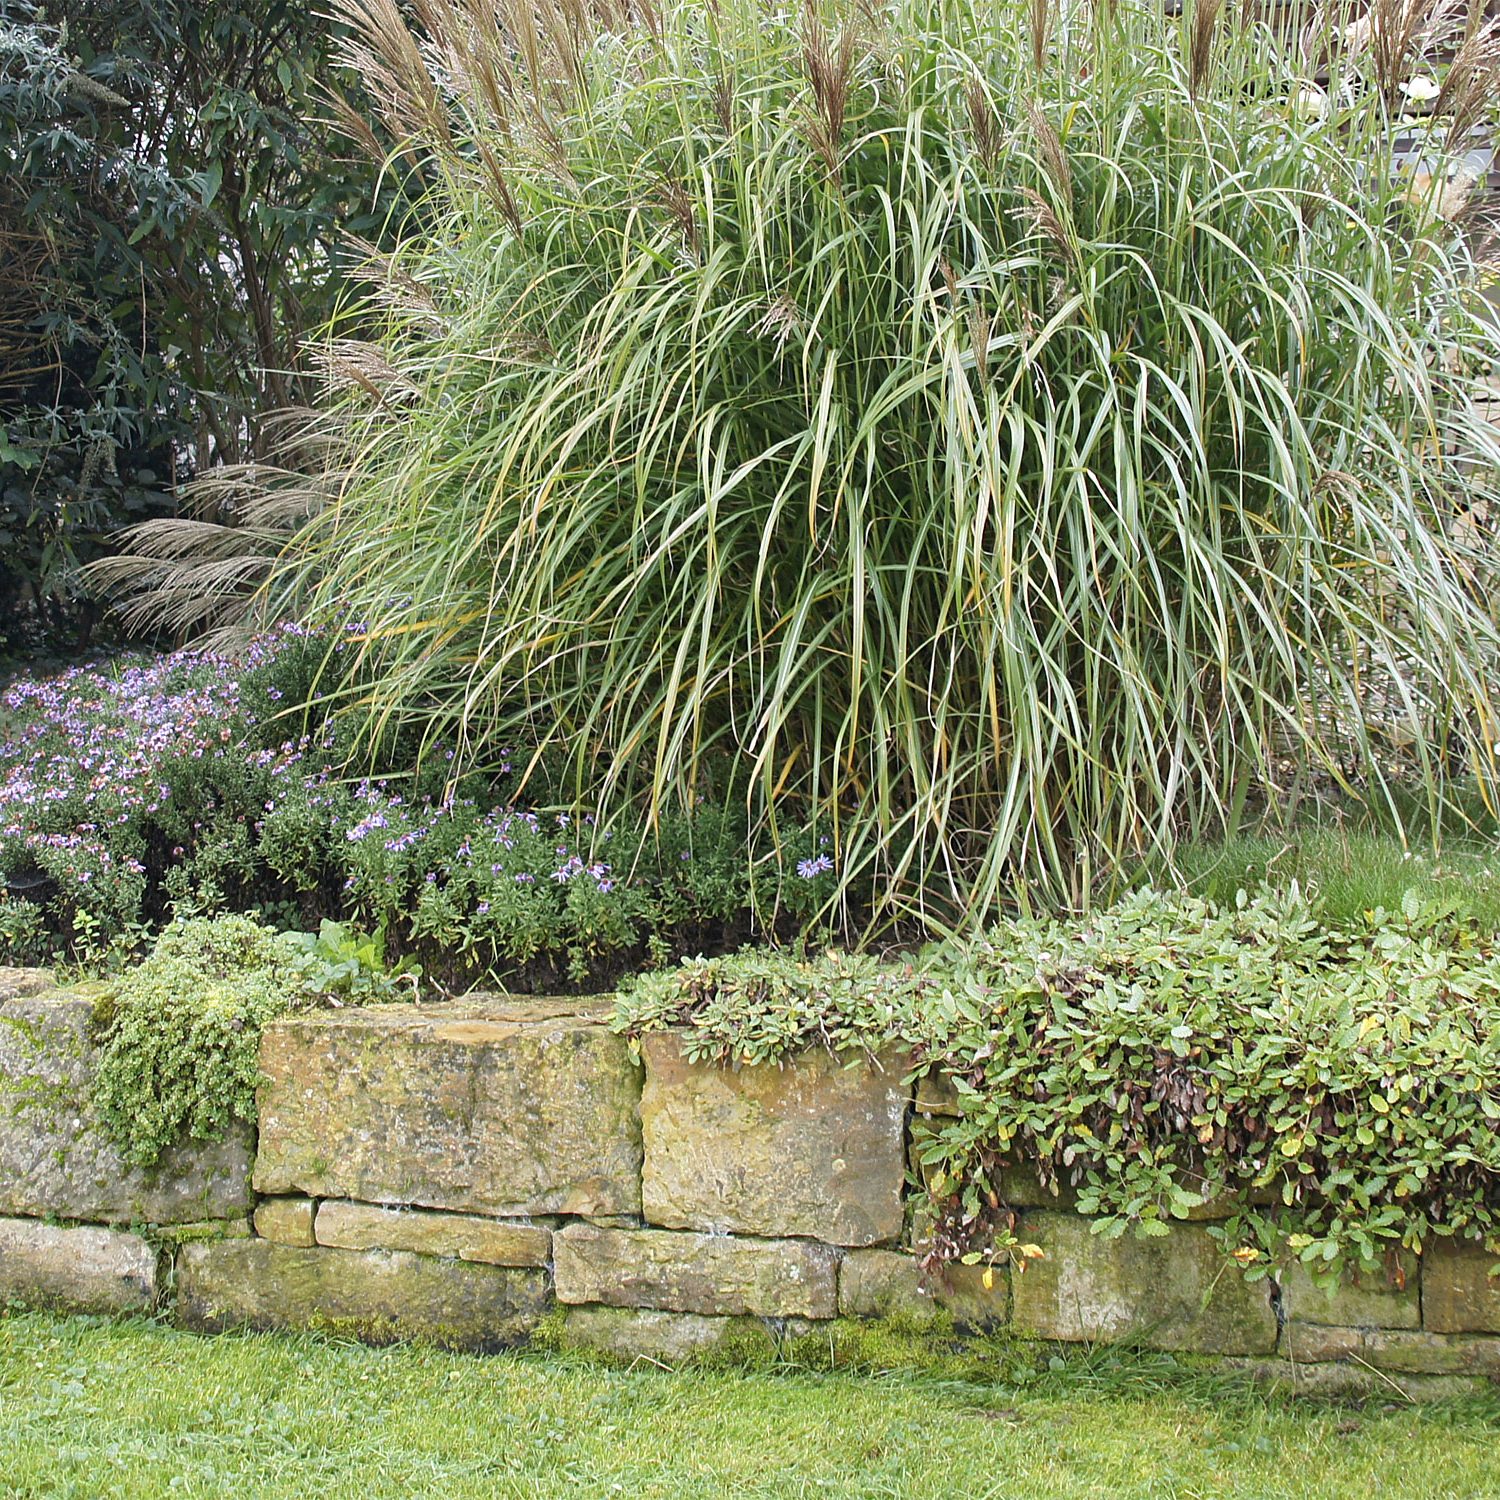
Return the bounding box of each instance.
[1,1312,1497,1499]
[1172,830,1500,929]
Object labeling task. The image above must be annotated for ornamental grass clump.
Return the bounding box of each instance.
[274,0,1500,927]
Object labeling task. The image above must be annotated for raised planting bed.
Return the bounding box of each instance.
[2,961,1497,1401]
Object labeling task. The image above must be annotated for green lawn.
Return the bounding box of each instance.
[2,1313,1497,1499]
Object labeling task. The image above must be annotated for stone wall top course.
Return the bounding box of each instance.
[0,988,252,1224]
[641,1035,908,1247]
[253,1002,643,1218]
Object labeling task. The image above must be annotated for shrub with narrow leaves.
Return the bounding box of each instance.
[272,0,1500,927]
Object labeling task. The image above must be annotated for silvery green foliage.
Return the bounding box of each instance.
[618,887,1500,1283]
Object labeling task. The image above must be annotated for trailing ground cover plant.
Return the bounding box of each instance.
[90,912,419,1167]
[616,889,1500,1284]
[0,634,827,980]
[264,0,1500,928]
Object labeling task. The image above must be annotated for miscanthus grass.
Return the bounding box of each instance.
[260,0,1500,931]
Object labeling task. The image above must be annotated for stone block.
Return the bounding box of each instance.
[0,968,56,1002]
[315,1201,551,1267]
[914,1072,963,1117]
[640,1036,907,1247]
[1222,1357,1488,1403]
[1362,1330,1500,1377]
[1009,1211,1278,1355]
[254,1001,643,1217]
[552,1305,775,1364]
[175,1239,550,1350]
[1280,1321,1363,1363]
[1422,1238,1500,1334]
[553,1222,838,1319]
[839,1248,940,1326]
[254,1197,316,1247]
[837,1247,1010,1330]
[154,1218,253,1246]
[1277,1254,1420,1330]
[0,988,253,1224]
[0,1215,156,1313]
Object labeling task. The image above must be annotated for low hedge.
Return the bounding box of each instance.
[616,889,1500,1283]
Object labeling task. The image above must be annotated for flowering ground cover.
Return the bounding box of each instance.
[0,633,832,986]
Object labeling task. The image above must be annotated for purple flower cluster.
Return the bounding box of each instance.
[0,626,815,978]
[1,652,243,840]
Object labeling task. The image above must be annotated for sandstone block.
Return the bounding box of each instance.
[175,1239,550,1350]
[552,1305,775,1364]
[254,1001,643,1217]
[315,1201,551,1267]
[0,1215,156,1313]
[0,968,56,1002]
[553,1222,838,1318]
[1280,1320,1363,1363]
[837,1247,1010,1330]
[1009,1211,1278,1355]
[641,1036,907,1247]
[0,988,252,1224]
[154,1218,252,1246]
[1362,1330,1500,1377]
[254,1197,316,1247]
[914,1072,963,1117]
[1277,1254,1419,1329]
[1422,1238,1500,1334]
[1222,1357,1488,1403]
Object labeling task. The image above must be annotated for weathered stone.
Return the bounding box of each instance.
[175,1239,550,1350]
[839,1248,941,1326]
[254,1197,316,1247]
[1009,1211,1278,1355]
[1222,1358,1489,1403]
[153,1218,253,1247]
[1362,1330,1500,1377]
[1277,1254,1420,1329]
[1281,1321,1500,1377]
[1422,1238,1500,1334]
[0,988,253,1224]
[254,1001,643,1217]
[838,1248,942,1327]
[553,1222,838,1318]
[1280,1320,1363,1363]
[315,1200,551,1267]
[641,1035,907,1247]
[0,1215,156,1313]
[552,1305,776,1364]
[0,968,56,1002]
[914,1072,963,1117]
[837,1247,1010,1330]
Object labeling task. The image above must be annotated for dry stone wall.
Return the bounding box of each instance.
[1,966,1497,1400]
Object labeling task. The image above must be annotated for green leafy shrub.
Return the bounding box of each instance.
[91,912,400,1167]
[272,0,1500,925]
[0,1,394,653]
[91,915,305,1167]
[616,889,1500,1283]
[279,919,421,1003]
